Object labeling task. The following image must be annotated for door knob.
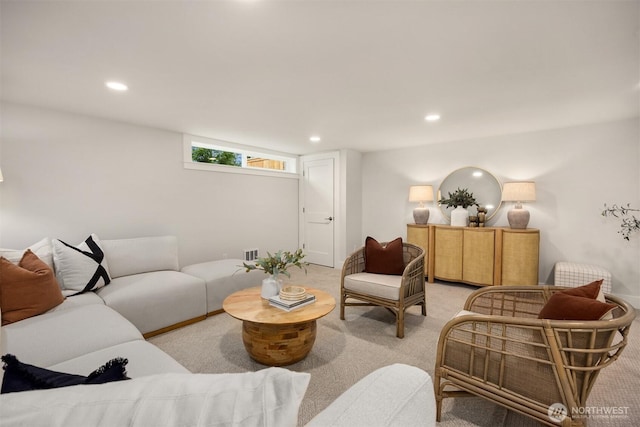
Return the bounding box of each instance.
[325,216,333,221]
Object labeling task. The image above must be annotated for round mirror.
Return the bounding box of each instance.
[438,167,502,221]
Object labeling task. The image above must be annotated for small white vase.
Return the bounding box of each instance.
[261,275,283,299]
[450,206,469,227]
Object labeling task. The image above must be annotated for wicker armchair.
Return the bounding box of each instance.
[434,285,635,426]
[340,242,425,338]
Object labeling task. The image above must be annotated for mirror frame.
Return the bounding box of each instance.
[438,166,502,221]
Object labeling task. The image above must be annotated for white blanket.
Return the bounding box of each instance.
[0,368,310,427]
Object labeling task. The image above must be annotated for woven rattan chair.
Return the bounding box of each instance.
[434,285,635,426]
[340,242,425,338]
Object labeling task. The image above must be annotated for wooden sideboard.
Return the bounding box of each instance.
[406,224,429,276]
[406,224,539,286]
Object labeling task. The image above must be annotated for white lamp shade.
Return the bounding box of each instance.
[502,182,536,202]
[409,185,434,203]
[0,168,3,182]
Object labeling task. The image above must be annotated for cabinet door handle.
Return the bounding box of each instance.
[324,216,333,221]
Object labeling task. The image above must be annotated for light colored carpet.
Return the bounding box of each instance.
[150,264,640,426]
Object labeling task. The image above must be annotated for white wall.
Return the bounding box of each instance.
[0,103,300,267]
[340,149,363,261]
[2,102,638,306]
[362,118,640,306]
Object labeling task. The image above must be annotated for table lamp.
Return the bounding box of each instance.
[409,185,434,224]
[501,181,536,229]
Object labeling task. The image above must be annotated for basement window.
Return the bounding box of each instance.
[183,134,298,177]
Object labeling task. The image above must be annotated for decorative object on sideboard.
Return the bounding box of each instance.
[477,206,487,227]
[438,187,478,227]
[242,249,308,298]
[501,181,536,229]
[602,203,640,241]
[408,185,434,224]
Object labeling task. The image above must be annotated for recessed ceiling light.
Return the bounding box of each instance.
[309,136,321,143]
[424,114,441,122]
[105,81,128,91]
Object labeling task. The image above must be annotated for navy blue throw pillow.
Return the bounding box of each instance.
[1,354,130,394]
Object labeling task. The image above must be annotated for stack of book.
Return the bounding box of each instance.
[269,293,316,312]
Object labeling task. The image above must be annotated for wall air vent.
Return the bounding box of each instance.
[243,248,259,261]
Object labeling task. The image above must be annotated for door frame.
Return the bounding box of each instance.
[299,151,341,268]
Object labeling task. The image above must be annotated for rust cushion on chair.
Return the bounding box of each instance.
[538,292,616,321]
[364,237,405,275]
[557,279,612,319]
[560,279,603,299]
[0,250,65,325]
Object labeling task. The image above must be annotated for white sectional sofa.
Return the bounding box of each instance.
[1,234,263,337]
[98,235,263,336]
[0,234,264,373]
[0,235,436,426]
[1,300,189,379]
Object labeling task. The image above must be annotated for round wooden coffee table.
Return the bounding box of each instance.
[223,286,335,366]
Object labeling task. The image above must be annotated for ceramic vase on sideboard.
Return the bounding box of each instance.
[450,206,469,227]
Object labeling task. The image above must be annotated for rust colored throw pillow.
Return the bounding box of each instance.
[559,279,603,299]
[538,292,616,321]
[364,236,405,275]
[0,250,64,325]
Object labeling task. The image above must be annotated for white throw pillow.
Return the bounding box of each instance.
[52,234,111,293]
[0,238,54,271]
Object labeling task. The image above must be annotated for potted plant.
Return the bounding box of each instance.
[438,187,478,227]
[243,249,308,298]
[602,203,640,241]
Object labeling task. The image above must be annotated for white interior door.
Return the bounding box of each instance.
[302,157,335,267]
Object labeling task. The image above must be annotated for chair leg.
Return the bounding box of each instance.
[435,393,443,422]
[434,370,443,421]
[396,309,405,338]
[421,301,427,316]
[340,294,345,320]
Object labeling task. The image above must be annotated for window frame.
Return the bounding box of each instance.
[183,134,299,179]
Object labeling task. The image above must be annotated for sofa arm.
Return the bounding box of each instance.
[305,364,435,427]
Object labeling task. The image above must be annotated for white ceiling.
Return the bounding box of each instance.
[1,1,638,155]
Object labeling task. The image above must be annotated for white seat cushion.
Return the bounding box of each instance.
[1,304,142,367]
[343,272,402,301]
[454,309,477,318]
[96,271,206,334]
[46,291,106,313]
[48,340,190,377]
